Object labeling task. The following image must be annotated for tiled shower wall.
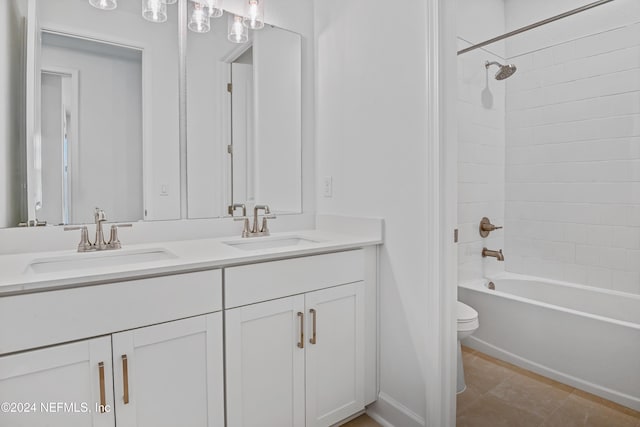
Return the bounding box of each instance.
[457,41,506,284]
[504,22,640,294]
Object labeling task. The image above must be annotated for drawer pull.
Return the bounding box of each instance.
[297,312,304,349]
[310,309,317,345]
[122,355,130,404]
[98,362,106,413]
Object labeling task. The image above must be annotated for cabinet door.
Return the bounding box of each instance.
[0,336,115,427]
[112,313,224,427]
[305,282,365,427]
[226,295,305,427]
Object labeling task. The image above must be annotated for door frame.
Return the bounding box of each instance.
[40,66,78,224]
[424,0,458,426]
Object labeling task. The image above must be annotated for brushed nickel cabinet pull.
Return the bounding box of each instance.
[98,362,106,413]
[309,309,317,345]
[122,355,129,404]
[297,312,304,349]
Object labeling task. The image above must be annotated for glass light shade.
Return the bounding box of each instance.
[243,0,264,30]
[188,2,210,33]
[89,0,117,10]
[204,0,223,18]
[142,0,167,23]
[228,14,248,43]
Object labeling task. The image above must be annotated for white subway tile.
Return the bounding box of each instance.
[611,271,640,294]
[586,266,613,289]
[564,264,588,285]
[575,245,600,266]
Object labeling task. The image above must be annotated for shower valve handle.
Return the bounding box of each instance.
[479,217,503,237]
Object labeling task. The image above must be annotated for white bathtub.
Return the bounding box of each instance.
[459,273,640,411]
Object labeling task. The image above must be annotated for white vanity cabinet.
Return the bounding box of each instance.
[0,336,116,427]
[0,314,224,427]
[0,270,225,427]
[305,283,365,427]
[225,295,306,427]
[111,313,224,427]
[224,250,370,427]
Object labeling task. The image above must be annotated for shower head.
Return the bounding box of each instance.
[485,61,517,80]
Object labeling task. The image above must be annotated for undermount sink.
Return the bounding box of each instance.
[28,248,177,274]
[223,236,319,251]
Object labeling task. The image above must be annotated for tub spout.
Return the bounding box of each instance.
[482,248,504,261]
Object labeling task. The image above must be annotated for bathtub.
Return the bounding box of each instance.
[458,273,640,411]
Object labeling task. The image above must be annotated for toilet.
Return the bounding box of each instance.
[457,301,479,394]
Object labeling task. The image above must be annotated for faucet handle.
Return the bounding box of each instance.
[65,226,92,252]
[479,217,503,237]
[229,203,247,217]
[108,224,133,249]
[234,217,251,237]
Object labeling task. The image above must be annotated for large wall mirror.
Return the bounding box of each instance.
[186,11,302,218]
[0,0,302,230]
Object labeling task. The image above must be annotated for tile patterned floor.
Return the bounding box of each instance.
[457,346,640,427]
[341,348,640,427]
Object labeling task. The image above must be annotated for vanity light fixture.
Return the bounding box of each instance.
[89,0,117,10]
[189,2,211,33]
[142,0,168,23]
[228,14,248,43]
[243,0,264,30]
[204,0,223,18]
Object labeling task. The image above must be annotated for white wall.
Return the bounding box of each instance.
[0,0,26,228]
[504,15,640,295]
[315,0,431,424]
[457,0,506,58]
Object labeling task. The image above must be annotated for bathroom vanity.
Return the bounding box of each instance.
[0,227,381,427]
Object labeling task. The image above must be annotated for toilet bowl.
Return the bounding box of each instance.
[457,301,479,394]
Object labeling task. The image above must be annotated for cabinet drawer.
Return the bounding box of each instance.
[225,250,364,308]
[0,270,222,355]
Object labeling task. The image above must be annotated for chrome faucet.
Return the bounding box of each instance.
[65,208,132,252]
[482,248,505,261]
[234,204,276,238]
[94,208,108,250]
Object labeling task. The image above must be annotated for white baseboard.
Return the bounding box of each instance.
[366,392,425,427]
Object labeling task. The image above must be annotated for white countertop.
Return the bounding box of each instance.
[0,229,382,296]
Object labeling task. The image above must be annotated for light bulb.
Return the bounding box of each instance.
[142,0,167,22]
[243,0,264,30]
[228,14,248,43]
[89,0,117,10]
[188,2,210,33]
[204,0,223,18]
